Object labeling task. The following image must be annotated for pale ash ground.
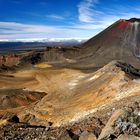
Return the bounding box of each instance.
[0,61,140,127]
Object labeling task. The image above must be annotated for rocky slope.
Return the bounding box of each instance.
[0,97,140,140]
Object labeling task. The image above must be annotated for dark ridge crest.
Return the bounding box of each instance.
[126,18,140,22]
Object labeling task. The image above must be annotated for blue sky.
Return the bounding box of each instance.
[0,0,140,40]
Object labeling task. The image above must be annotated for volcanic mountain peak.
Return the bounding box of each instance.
[119,18,140,23]
[117,18,140,29]
[126,18,140,22]
[79,17,140,69]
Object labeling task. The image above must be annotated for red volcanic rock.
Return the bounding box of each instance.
[0,54,20,66]
[117,19,131,30]
[0,56,5,66]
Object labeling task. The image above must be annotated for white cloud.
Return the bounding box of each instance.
[78,0,140,25]
[0,22,59,34]
[76,0,140,36]
[47,14,64,20]
[78,0,99,23]
[0,21,99,40]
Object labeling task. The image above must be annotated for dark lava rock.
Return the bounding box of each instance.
[8,115,19,123]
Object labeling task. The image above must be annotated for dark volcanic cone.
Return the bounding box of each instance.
[74,18,140,69]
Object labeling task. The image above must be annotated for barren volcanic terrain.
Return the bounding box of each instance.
[1,18,140,140]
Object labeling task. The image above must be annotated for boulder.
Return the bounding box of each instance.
[117,134,140,140]
[98,109,127,140]
[79,131,97,140]
[57,130,72,140]
[57,130,79,140]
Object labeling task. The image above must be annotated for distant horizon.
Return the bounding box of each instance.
[0,37,88,42]
[0,0,140,39]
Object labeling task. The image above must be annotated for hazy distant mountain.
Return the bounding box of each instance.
[0,38,87,52]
